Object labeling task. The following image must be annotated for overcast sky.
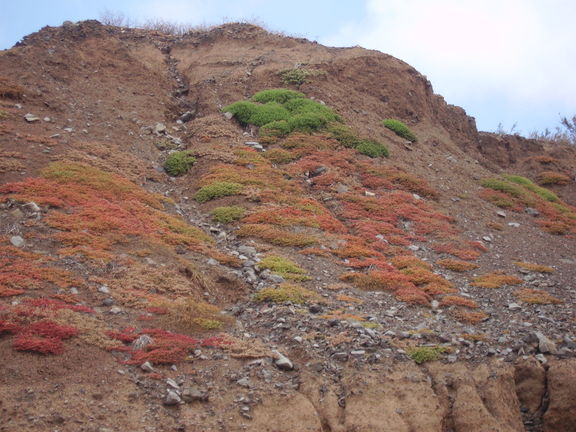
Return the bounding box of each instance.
[1,0,575,134]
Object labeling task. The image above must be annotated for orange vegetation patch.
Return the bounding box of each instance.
[440,295,479,309]
[536,171,571,186]
[513,261,554,273]
[340,270,431,306]
[432,241,485,260]
[335,294,363,304]
[0,76,25,100]
[0,162,229,262]
[471,272,523,289]
[391,255,432,270]
[437,259,479,272]
[514,288,562,305]
[451,309,489,324]
[0,243,80,297]
[236,224,318,247]
[299,247,331,257]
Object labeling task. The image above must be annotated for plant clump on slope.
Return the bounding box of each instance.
[163,151,196,176]
[382,119,417,142]
[479,174,576,235]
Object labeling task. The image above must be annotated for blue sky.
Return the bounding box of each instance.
[2,0,575,135]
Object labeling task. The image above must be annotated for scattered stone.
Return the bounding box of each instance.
[43,117,51,122]
[101,298,114,307]
[525,207,540,217]
[155,123,167,134]
[335,183,349,193]
[482,236,492,242]
[508,222,520,228]
[236,377,251,388]
[63,127,73,133]
[431,300,440,309]
[535,354,547,364]
[496,211,507,218]
[534,332,558,354]
[179,111,194,123]
[268,274,285,284]
[24,202,41,212]
[207,258,219,266]
[133,335,154,350]
[238,245,257,256]
[109,306,122,314]
[308,305,322,314]
[408,245,420,251]
[164,391,182,406]
[10,236,25,248]
[273,351,294,371]
[98,285,110,294]
[350,350,366,356]
[140,361,154,372]
[24,113,40,122]
[223,111,234,120]
[166,378,180,390]
[181,386,209,403]
[508,303,522,311]
[332,352,349,362]
[364,190,376,197]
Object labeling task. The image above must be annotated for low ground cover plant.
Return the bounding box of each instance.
[382,119,417,142]
[163,151,196,176]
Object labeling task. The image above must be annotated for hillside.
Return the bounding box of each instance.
[0,20,575,432]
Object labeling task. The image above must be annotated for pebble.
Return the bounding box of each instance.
[140,361,154,372]
[155,123,167,134]
[238,245,257,255]
[133,335,154,350]
[508,222,520,228]
[181,386,209,403]
[10,236,25,248]
[223,111,234,120]
[350,350,366,356]
[163,391,182,406]
[482,236,492,242]
[508,303,522,311]
[109,306,122,314]
[273,351,294,371]
[525,207,540,217]
[24,113,40,122]
[98,285,110,294]
[332,352,349,362]
[496,211,507,217]
[236,377,251,388]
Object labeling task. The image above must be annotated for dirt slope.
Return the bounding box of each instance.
[0,20,575,432]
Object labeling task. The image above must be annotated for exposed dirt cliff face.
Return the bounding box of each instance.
[0,20,575,432]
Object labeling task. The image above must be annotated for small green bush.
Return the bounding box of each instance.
[503,174,560,202]
[211,206,246,223]
[283,98,340,122]
[383,119,417,142]
[356,139,389,158]
[253,283,318,304]
[407,346,446,364]
[260,120,292,137]
[327,124,362,148]
[222,101,258,125]
[279,68,314,86]
[252,89,305,104]
[163,151,196,176]
[249,102,291,127]
[288,112,329,133]
[258,255,310,280]
[480,178,528,199]
[194,182,242,203]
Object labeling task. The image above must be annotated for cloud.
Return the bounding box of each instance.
[322,0,576,131]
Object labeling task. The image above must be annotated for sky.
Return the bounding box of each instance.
[1,0,575,134]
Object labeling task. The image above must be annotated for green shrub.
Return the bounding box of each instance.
[480,178,528,199]
[253,283,318,304]
[503,174,560,202]
[211,206,246,223]
[260,120,292,137]
[249,102,291,127]
[383,119,417,142]
[327,124,362,148]
[356,139,389,158]
[222,101,259,125]
[283,98,340,122]
[279,68,314,86]
[288,112,329,133]
[407,346,446,364]
[163,151,196,176]
[194,182,242,203]
[258,255,310,280]
[252,89,305,104]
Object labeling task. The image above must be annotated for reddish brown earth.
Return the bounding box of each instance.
[0,21,575,431]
